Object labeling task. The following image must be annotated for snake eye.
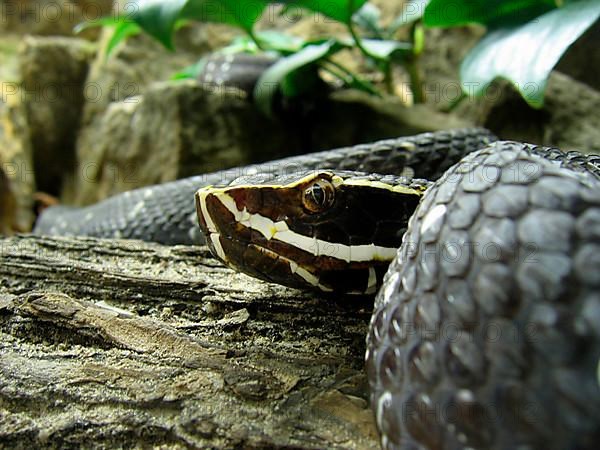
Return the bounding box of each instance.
[302,179,335,213]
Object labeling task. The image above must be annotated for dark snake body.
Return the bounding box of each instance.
[367,141,600,450]
[34,129,600,449]
[35,129,495,245]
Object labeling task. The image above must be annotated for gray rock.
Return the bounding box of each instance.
[19,36,95,195]
[70,25,238,204]
[79,25,235,131]
[69,79,472,206]
[0,85,35,232]
[71,80,289,205]
[556,20,600,91]
[474,72,600,153]
[0,0,113,39]
[420,27,600,153]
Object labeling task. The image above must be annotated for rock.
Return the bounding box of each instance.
[0,34,35,231]
[0,35,93,230]
[543,72,600,152]
[556,20,600,91]
[419,26,488,111]
[79,24,236,130]
[71,80,293,205]
[477,72,600,153]
[18,36,95,195]
[69,79,472,206]
[0,87,35,232]
[419,26,600,152]
[308,89,472,149]
[0,34,20,82]
[0,164,18,235]
[0,0,113,39]
[71,24,239,204]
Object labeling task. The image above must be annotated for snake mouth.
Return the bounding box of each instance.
[196,187,365,292]
[195,171,426,294]
[198,223,391,294]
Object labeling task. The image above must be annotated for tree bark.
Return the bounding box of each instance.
[0,235,379,449]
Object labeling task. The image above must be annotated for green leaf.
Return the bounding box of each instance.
[361,39,412,60]
[180,0,268,32]
[131,0,188,49]
[76,16,141,56]
[216,36,264,55]
[283,0,368,24]
[412,21,425,55]
[172,30,301,80]
[172,57,208,80]
[460,0,600,108]
[352,3,383,38]
[121,0,269,49]
[253,30,305,53]
[73,15,141,57]
[424,0,557,27]
[106,21,142,55]
[254,40,344,116]
[173,29,300,80]
[73,15,126,33]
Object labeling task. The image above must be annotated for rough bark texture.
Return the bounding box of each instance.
[0,235,378,449]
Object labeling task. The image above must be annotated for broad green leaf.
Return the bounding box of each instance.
[73,15,127,33]
[180,0,268,32]
[362,39,412,60]
[131,0,188,49]
[254,40,344,116]
[460,0,600,107]
[218,35,273,55]
[253,30,306,53]
[173,29,303,80]
[424,0,557,27]
[75,16,141,56]
[120,0,268,49]
[282,0,368,24]
[352,3,383,37]
[172,57,207,80]
[73,15,141,57]
[213,31,305,56]
[106,21,142,55]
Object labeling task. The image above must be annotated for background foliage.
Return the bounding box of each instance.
[78,0,600,113]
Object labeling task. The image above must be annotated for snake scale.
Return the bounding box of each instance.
[34,128,600,449]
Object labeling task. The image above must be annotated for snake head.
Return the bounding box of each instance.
[195,170,429,295]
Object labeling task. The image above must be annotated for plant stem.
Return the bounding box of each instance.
[348,19,399,96]
[246,28,264,51]
[406,58,424,103]
[406,21,425,103]
[348,21,383,63]
[347,0,388,62]
[382,62,394,94]
[444,91,467,112]
[348,0,402,96]
[321,59,382,97]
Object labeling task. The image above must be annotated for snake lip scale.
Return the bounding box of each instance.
[34,129,600,449]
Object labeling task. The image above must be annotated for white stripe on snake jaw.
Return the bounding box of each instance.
[212,191,398,263]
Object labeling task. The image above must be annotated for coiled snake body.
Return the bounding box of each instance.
[35,129,600,449]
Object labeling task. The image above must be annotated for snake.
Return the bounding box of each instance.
[33,124,600,449]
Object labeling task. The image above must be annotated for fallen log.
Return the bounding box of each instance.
[0,235,378,449]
